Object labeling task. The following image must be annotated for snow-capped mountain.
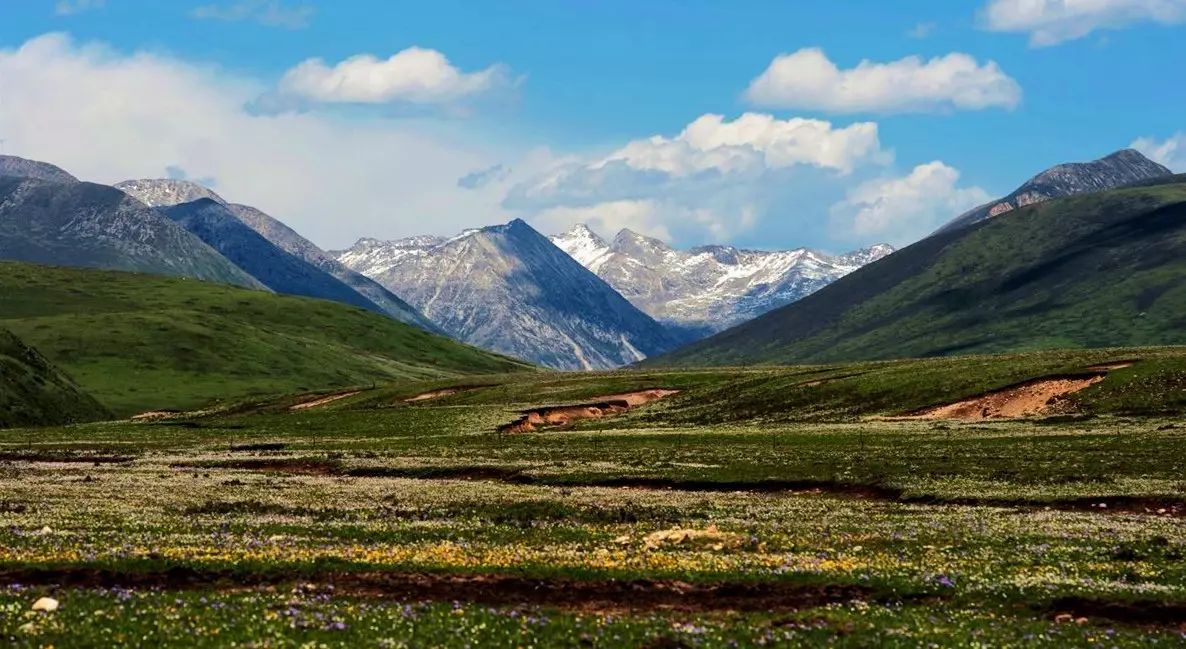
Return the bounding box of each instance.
[335,220,684,370]
[550,225,894,336]
[0,155,78,184]
[935,149,1172,234]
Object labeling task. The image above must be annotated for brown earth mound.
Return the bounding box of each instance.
[499,389,679,433]
[403,385,489,403]
[906,374,1105,420]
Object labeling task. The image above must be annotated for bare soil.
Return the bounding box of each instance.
[905,374,1106,420]
[499,389,680,433]
[289,391,361,411]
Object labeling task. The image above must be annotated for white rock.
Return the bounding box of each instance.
[32,597,59,612]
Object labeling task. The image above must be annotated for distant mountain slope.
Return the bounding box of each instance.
[0,154,78,183]
[118,179,437,331]
[0,328,110,428]
[551,224,893,336]
[225,204,437,331]
[0,176,263,289]
[0,261,530,415]
[649,176,1186,366]
[160,199,387,313]
[336,219,683,370]
[936,149,1171,234]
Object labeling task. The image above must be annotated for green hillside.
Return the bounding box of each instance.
[651,176,1186,366]
[0,328,110,427]
[0,262,531,416]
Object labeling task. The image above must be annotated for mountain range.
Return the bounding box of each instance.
[116,179,435,330]
[551,224,893,336]
[0,164,262,289]
[652,155,1184,367]
[336,220,684,370]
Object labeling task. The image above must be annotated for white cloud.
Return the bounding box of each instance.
[0,33,538,249]
[457,163,510,189]
[274,47,513,106]
[55,0,105,15]
[506,112,888,244]
[191,1,315,29]
[1132,132,1186,171]
[830,162,990,245]
[981,0,1186,46]
[745,47,1021,114]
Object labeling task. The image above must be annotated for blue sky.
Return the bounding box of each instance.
[1,1,1183,251]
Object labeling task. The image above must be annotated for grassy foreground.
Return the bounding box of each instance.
[2,349,1186,646]
[0,262,530,416]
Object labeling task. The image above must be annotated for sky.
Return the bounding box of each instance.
[0,1,1183,252]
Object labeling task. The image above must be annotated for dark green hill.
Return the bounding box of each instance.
[650,176,1186,366]
[0,328,110,428]
[0,262,531,415]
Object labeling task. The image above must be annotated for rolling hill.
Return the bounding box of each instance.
[648,175,1186,366]
[0,261,531,415]
[0,328,110,428]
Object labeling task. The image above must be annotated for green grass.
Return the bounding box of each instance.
[0,329,109,427]
[0,261,532,416]
[4,349,1186,645]
[653,178,1186,366]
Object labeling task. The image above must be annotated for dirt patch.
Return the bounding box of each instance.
[499,389,680,433]
[0,451,135,464]
[403,385,489,403]
[904,374,1106,420]
[1084,360,1137,371]
[1048,596,1186,628]
[130,410,182,421]
[0,566,876,613]
[289,391,361,411]
[228,443,287,452]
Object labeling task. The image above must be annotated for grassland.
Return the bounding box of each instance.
[0,262,531,416]
[2,348,1186,646]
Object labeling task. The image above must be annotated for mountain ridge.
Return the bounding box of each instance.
[550,224,893,336]
[336,219,684,370]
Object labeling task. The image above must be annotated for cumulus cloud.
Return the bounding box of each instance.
[1132,132,1186,171]
[0,33,533,249]
[55,0,105,15]
[745,47,1021,114]
[507,112,889,244]
[271,47,513,108]
[457,163,511,189]
[830,162,990,245]
[981,0,1186,46]
[191,0,315,29]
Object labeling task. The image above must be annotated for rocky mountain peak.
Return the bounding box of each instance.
[0,155,78,184]
[114,179,227,208]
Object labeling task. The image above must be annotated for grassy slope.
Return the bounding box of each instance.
[652,178,1186,366]
[0,262,531,416]
[0,328,110,427]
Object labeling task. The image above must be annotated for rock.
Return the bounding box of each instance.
[32,597,59,612]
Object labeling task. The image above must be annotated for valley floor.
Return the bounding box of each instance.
[3,352,1186,646]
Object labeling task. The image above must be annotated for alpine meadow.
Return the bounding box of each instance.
[2,2,1186,647]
